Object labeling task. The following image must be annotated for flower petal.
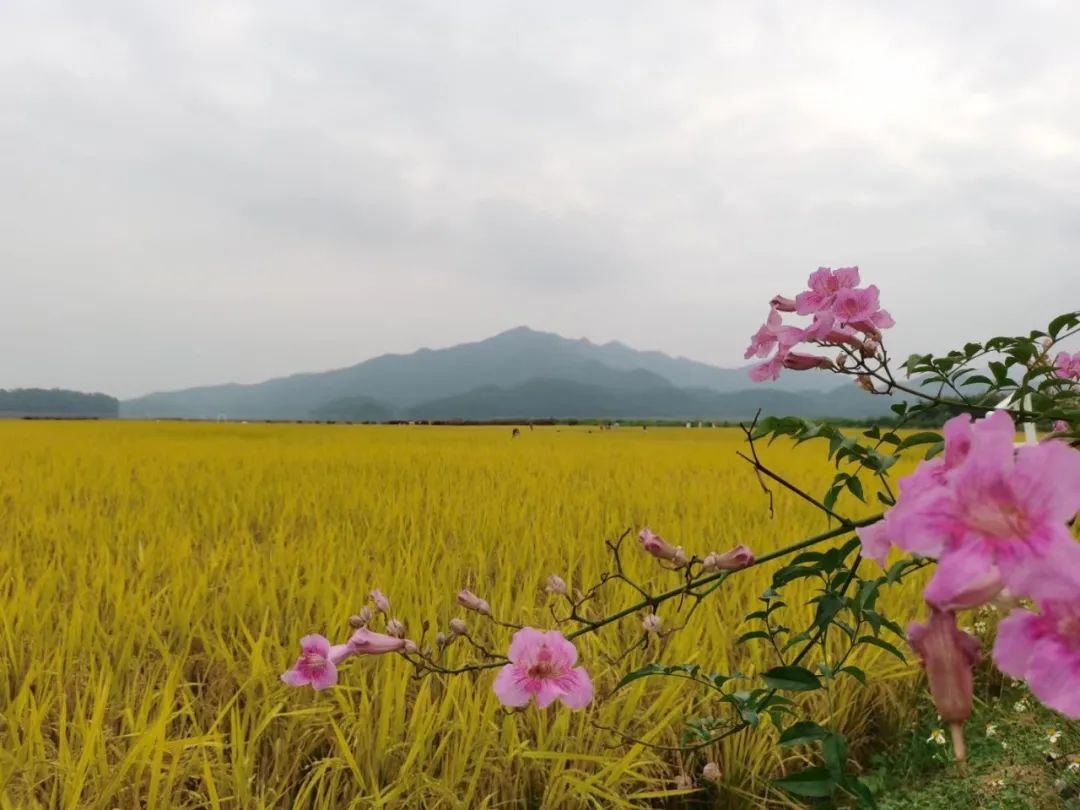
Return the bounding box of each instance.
[310,661,338,691]
[300,634,331,657]
[280,667,311,687]
[493,664,533,707]
[506,627,547,666]
[533,678,565,709]
[556,668,594,709]
[991,609,1040,678]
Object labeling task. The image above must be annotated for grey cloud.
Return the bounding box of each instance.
[1,0,1078,397]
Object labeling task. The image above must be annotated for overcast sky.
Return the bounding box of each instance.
[2,1,1078,398]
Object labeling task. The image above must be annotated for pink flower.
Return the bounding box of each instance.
[794,266,861,315]
[748,354,784,382]
[908,609,980,760]
[900,411,1080,604]
[744,309,803,360]
[782,352,834,371]
[831,285,881,326]
[457,589,492,615]
[856,520,892,567]
[1054,351,1080,381]
[492,628,593,709]
[702,544,755,572]
[1053,420,1070,433]
[994,582,1080,718]
[281,634,353,690]
[638,528,688,566]
[546,574,568,595]
[370,589,391,614]
[347,627,409,655]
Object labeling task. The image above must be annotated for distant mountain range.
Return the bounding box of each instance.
[120,326,898,421]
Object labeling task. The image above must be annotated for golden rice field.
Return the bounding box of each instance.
[0,421,930,809]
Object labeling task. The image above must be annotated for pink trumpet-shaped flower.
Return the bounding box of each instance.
[830,285,881,326]
[744,309,804,360]
[794,266,861,315]
[748,354,784,382]
[908,609,980,760]
[347,627,409,655]
[1053,351,1080,381]
[994,580,1080,718]
[901,411,1080,604]
[702,544,755,572]
[493,628,593,709]
[281,634,354,690]
[457,589,492,615]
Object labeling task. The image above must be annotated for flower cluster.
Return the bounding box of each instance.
[858,409,1080,755]
[746,266,894,382]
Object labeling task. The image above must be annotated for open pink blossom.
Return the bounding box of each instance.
[493,628,593,709]
[1054,351,1080,381]
[1052,419,1070,433]
[904,410,1080,604]
[744,309,803,360]
[994,566,1080,718]
[748,354,784,382]
[347,627,409,655]
[831,285,881,326]
[795,266,861,315]
[281,634,354,690]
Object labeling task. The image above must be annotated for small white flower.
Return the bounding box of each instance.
[642,613,663,634]
[928,729,947,745]
[1046,729,1062,745]
[1067,755,1080,772]
[988,777,1005,789]
[1001,741,1009,750]
[985,723,998,737]
[1013,699,1030,713]
[974,620,988,633]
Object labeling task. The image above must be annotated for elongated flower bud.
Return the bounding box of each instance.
[457,589,491,616]
[638,528,687,567]
[702,544,754,572]
[782,352,834,371]
[908,608,980,761]
[642,614,663,634]
[449,617,468,636]
[546,574,568,595]
[370,589,391,615]
[770,295,797,312]
[349,606,373,628]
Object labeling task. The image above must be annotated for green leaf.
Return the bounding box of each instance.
[772,766,836,798]
[778,720,830,747]
[838,665,867,685]
[736,630,770,645]
[898,431,943,449]
[841,774,878,808]
[846,475,865,502]
[1049,312,1080,339]
[857,635,907,662]
[763,665,822,692]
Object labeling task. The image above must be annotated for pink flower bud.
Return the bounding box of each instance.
[702,544,755,572]
[435,631,450,646]
[457,589,491,615]
[642,614,663,634]
[856,374,875,392]
[908,609,980,760]
[824,329,861,348]
[349,607,373,628]
[449,617,468,636]
[782,352,834,371]
[702,761,721,782]
[347,628,408,656]
[770,295,798,312]
[386,618,407,638]
[402,639,418,655]
[638,528,686,565]
[370,589,391,615]
[1053,420,1070,433]
[546,574,568,595]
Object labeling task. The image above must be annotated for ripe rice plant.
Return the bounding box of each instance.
[0,421,928,808]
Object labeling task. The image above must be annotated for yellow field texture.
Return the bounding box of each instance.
[0,421,929,809]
